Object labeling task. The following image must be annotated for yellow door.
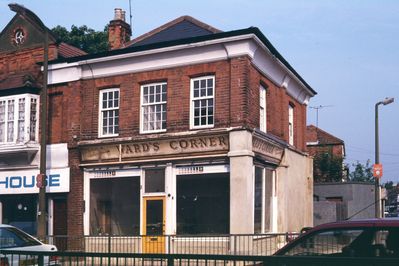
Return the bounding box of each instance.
[142,197,165,253]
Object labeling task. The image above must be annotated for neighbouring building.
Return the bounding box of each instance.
[314,182,378,225]
[0,5,86,235]
[307,126,382,225]
[306,125,347,182]
[2,5,316,253]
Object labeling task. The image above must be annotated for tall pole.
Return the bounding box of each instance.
[8,3,49,238]
[375,103,381,218]
[38,29,49,237]
[374,97,394,218]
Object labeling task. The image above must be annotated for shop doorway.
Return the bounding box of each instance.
[142,197,165,253]
[53,198,68,250]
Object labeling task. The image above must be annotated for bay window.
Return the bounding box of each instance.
[0,94,38,144]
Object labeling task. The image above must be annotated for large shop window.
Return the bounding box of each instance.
[141,82,167,133]
[99,88,119,137]
[254,167,274,233]
[190,76,215,129]
[90,176,140,235]
[177,173,229,234]
[1,195,37,235]
[0,94,38,144]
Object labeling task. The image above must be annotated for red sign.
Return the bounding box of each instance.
[373,164,383,178]
[36,174,45,188]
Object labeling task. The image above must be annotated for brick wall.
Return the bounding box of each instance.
[63,58,308,150]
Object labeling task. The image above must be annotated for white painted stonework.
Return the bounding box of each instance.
[48,34,315,104]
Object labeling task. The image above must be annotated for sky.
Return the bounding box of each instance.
[1,0,398,182]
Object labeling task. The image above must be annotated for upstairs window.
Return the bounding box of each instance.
[0,94,39,144]
[288,104,294,145]
[99,88,119,137]
[190,76,215,129]
[259,85,267,132]
[141,82,167,133]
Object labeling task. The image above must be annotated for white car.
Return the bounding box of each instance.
[0,224,58,265]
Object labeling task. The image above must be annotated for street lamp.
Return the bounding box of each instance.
[375,97,394,218]
[9,3,49,238]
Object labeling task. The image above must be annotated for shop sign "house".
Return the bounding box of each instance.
[81,134,229,163]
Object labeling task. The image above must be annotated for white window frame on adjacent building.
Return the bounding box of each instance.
[259,85,267,132]
[140,82,167,133]
[99,88,119,138]
[0,94,39,144]
[190,75,215,129]
[288,104,294,145]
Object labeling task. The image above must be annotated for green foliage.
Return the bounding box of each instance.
[349,160,374,183]
[51,25,109,54]
[313,153,344,183]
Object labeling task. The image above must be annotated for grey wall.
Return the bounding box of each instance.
[314,182,375,225]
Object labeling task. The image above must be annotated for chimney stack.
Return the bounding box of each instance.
[108,8,132,50]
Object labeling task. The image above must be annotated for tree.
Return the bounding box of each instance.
[51,25,109,54]
[313,153,344,183]
[349,160,374,183]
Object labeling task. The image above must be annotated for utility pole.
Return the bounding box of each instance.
[374,97,394,218]
[8,3,49,238]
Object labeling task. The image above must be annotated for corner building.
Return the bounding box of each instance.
[48,15,316,247]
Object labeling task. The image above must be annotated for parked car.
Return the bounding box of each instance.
[275,218,399,257]
[0,224,58,265]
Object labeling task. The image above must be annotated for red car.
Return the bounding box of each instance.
[275,218,399,257]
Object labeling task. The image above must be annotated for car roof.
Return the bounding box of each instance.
[308,218,399,233]
[275,218,399,255]
[0,224,14,228]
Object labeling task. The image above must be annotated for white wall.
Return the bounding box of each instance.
[276,149,313,232]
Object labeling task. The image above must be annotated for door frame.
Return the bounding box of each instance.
[142,196,166,253]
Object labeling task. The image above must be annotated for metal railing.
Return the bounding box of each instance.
[1,249,399,266]
[42,233,298,255]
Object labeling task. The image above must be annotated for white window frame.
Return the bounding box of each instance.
[99,88,119,138]
[0,94,39,144]
[259,85,267,132]
[190,75,215,129]
[140,82,167,134]
[288,104,294,145]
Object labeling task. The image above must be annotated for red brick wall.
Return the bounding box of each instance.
[65,58,308,150]
[0,45,58,81]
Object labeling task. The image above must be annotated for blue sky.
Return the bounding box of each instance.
[1,0,398,182]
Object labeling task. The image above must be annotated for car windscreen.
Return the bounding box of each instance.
[0,227,41,248]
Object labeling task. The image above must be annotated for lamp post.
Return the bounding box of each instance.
[375,97,394,218]
[8,3,49,237]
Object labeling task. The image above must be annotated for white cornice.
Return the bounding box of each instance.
[48,34,315,103]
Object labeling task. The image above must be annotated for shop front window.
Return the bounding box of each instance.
[1,195,37,235]
[90,176,140,235]
[254,166,274,233]
[177,173,229,234]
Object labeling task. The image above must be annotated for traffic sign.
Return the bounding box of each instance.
[373,164,383,179]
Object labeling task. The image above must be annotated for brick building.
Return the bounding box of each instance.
[0,5,85,235]
[2,5,316,250]
[306,125,347,182]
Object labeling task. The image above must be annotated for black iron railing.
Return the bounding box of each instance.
[42,233,298,255]
[1,249,399,266]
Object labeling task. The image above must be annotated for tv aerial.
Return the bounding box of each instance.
[309,105,333,127]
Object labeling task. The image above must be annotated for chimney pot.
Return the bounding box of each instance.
[114,8,124,21]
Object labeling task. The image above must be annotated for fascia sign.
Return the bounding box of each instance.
[0,168,70,195]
